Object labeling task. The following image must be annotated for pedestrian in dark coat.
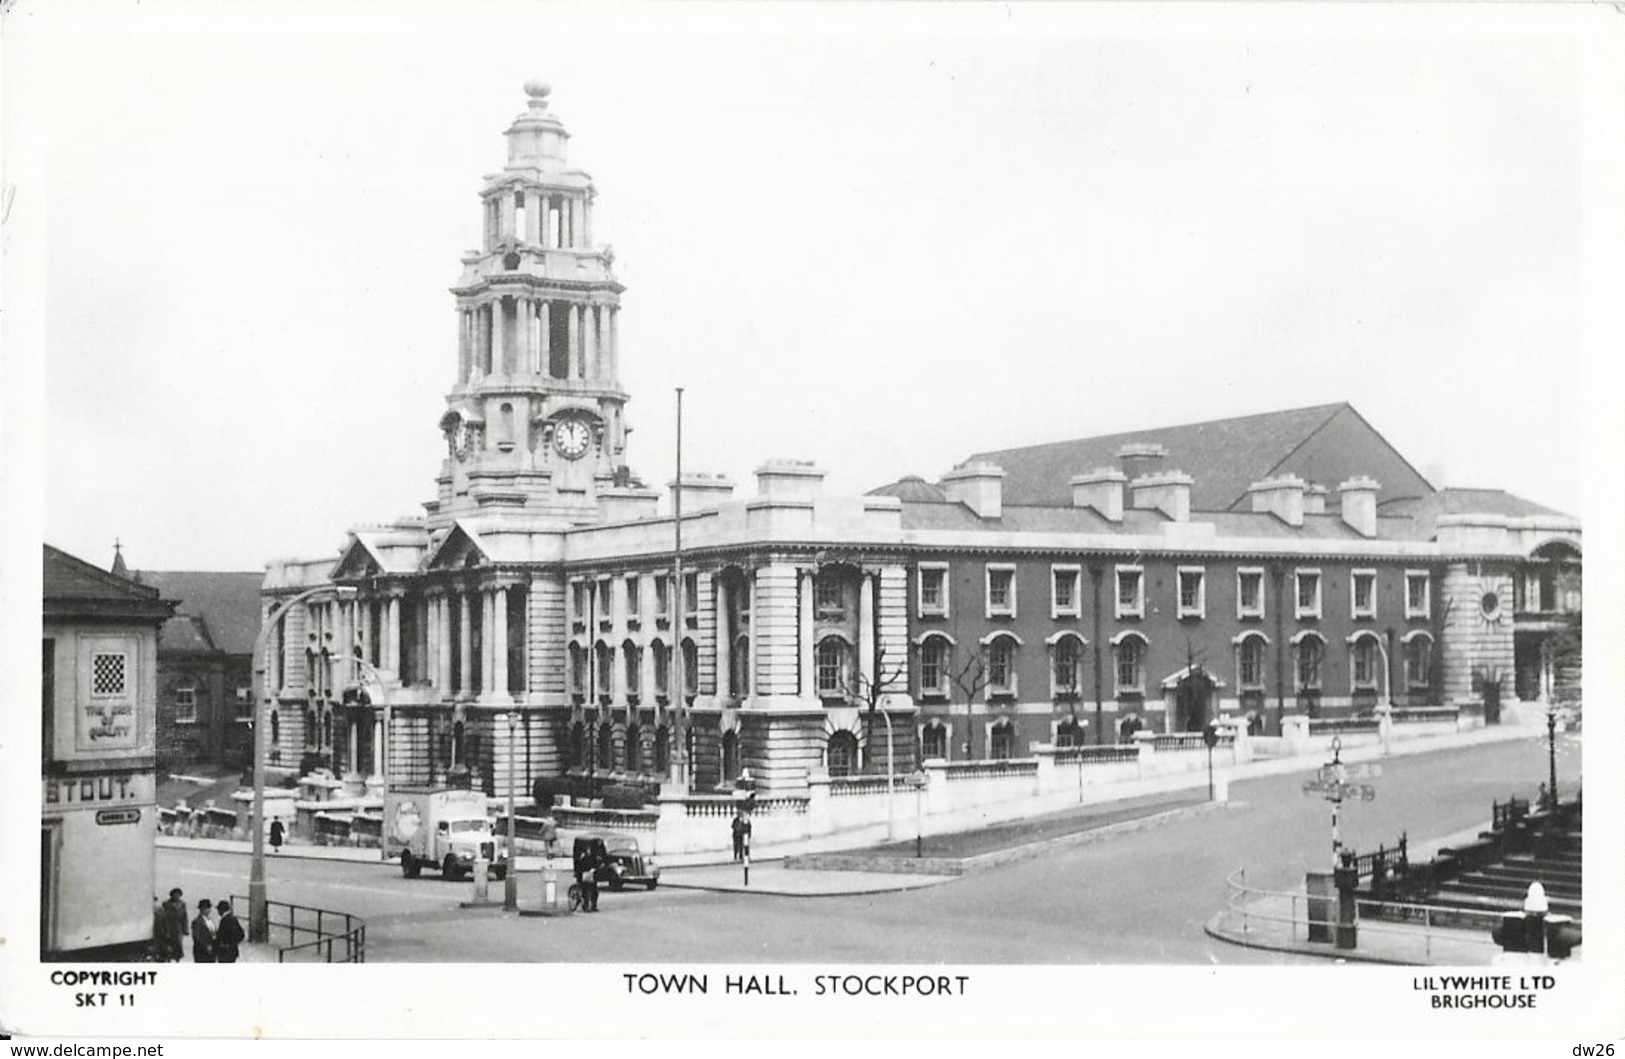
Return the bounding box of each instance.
[269,818,285,853]
[161,888,188,962]
[575,844,601,913]
[731,812,747,861]
[191,899,217,963]
[214,901,244,963]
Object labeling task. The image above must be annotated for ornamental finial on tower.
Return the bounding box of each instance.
[524,79,552,107]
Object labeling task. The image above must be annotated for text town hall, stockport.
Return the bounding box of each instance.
[260,82,1581,804]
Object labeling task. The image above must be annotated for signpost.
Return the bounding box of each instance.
[1300,737,1382,868]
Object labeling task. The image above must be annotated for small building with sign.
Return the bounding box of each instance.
[42,545,177,960]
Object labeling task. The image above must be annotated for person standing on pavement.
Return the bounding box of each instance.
[269,817,285,853]
[731,810,747,862]
[161,888,188,961]
[575,842,602,913]
[191,899,218,962]
[214,900,244,963]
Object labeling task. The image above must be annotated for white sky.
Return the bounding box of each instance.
[10,1,1618,571]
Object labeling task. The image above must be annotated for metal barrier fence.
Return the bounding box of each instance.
[233,894,365,963]
[1221,868,1500,964]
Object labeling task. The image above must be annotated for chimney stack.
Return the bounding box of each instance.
[1071,468,1127,522]
[1128,470,1193,522]
[942,461,1004,520]
[1117,442,1167,483]
[1338,476,1380,538]
[1303,483,1328,515]
[754,459,827,500]
[668,472,736,511]
[1248,475,1307,527]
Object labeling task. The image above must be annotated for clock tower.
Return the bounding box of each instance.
[428,81,643,528]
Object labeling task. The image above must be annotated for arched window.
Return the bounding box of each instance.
[452,720,464,766]
[322,711,332,748]
[827,731,858,778]
[918,635,951,698]
[1237,634,1267,691]
[1350,633,1381,691]
[271,710,281,746]
[654,726,670,772]
[623,640,642,699]
[625,723,642,772]
[304,708,317,749]
[990,722,1015,760]
[1050,635,1082,698]
[1113,634,1146,695]
[816,636,849,699]
[1404,633,1433,691]
[569,721,585,768]
[682,639,699,697]
[1056,719,1085,748]
[986,635,1018,696]
[567,643,585,696]
[1295,634,1325,692]
[594,642,614,699]
[922,723,948,760]
[652,640,669,697]
[596,722,614,770]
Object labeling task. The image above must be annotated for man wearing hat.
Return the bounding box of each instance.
[190,898,218,963]
[214,900,245,963]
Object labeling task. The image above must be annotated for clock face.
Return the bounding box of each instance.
[554,419,592,459]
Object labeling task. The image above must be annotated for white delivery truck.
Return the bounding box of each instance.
[383,788,508,880]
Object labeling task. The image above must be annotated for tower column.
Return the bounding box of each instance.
[539,301,552,376]
[747,573,759,699]
[568,303,581,377]
[493,587,510,699]
[526,190,541,244]
[493,298,508,374]
[458,307,471,382]
[584,304,599,379]
[715,579,733,699]
[479,305,492,376]
[569,198,581,248]
[436,595,453,694]
[608,306,619,382]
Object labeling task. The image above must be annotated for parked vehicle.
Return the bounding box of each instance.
[384,788,508,881]
[573,833,659,891]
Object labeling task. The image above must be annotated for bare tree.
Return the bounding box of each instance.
[948,646,991,761]
[848,641,909,774]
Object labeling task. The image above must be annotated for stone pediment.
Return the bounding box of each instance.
[422,521,493,572]
[331,537,385,580]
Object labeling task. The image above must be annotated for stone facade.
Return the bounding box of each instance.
[263,84,1583,808]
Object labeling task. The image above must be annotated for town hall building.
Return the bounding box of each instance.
[261,83,1582,805]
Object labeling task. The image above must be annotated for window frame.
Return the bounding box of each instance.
[1403,632,1434,690]
[1405,570,1432,620]
[1295,569,1323,620]
[917,563,950,618]
[1236,567,1266,620]
[624,575,642,625]
[173,680,198,725]
[1350,569,1378,621]
[1050,564,1081,619]
[1049,634,1082,699]
[985,634,1018,697]
[1113,633,1146,696]
[814,574,845,621]
[815,636,849,699]
[1349,633,1380,691]
[1294,634,1325,693]
[1177,566,1207,620]
[1115,565,1145,620]
[985,564,1017,619]
[917,635,951,700]
[1236,634,1267,691]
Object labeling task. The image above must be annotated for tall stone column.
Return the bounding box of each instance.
[386,596,401,674]
[747,573,759,699]
[458,307,472,382]
[799,569,815,699]
[458,593,473,695]
[584,305,599,380]
[568,304,580,377]
[859,572,876,693]
[715,579,733,699]
[493,586,510,700]
[480,591,494,694]
[371,715,383,779]
[608,306,619,382]
[435,595,452,694]
[493,299,508,375]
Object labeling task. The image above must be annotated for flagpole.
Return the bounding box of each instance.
[672,387,687,789]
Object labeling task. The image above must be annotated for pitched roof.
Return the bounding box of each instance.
[1398,488,1575,541]
[137,571,265,656]
[867,475,948,502]
[962,402,1433,511]
[43,545,177,621]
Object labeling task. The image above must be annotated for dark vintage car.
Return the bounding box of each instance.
[573,833,660,891]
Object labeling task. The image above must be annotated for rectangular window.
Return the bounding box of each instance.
[1405,571,1431,619]
[1115,566,1145,619]
[625,576,641,623]
[1115,639,1144,694]
[986,565,1016,618]
[1405,637,1432,689]
[596,579,612,627]
[1238,638,1265,689]
[815,577,844,619]
[816,640,845,696]
[1236,568,1265,619]
[1351,570,1377,619]
[625,645,642,697]
[1177,567,1206,619]
[1295,570,1322,619]
[917,564,949,617]
[654,575,671,622]
[1051,639,1080,696]
[570,581,587,630]
[1296,639,1324,692]
[174,683,197,724]
[683,573,700,622]
[236,686,254,719]
[987,639,1016,694]
[1351,638,1378,690]
[653,643,670,696]
[1051,565,1080,618]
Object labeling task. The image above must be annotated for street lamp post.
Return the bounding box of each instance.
[1546,708,1559,809]
[250,584,355,944]
[501,711,519,910]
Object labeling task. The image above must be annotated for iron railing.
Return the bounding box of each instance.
[233,894,365,963]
